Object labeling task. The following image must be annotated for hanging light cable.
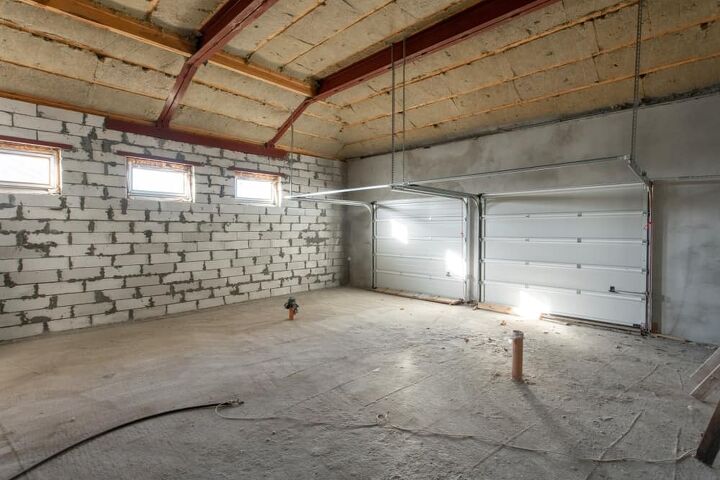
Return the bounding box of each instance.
[629,0,645,172]
[289,123,295,200]
[390,42,396,184]
[402,37,407,184]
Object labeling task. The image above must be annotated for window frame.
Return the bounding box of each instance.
[126,156,194,202]
[0,141,61,194]
[233,169,282,206]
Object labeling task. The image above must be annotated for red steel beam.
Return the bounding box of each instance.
[107,118,288,158]
[157,0,279,128]
[267,0,559,147]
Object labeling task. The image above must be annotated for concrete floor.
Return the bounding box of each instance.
[0,287,718,479]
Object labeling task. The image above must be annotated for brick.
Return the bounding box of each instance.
[0,97,36,115]
[48,316,91,332]
[113,254,148,266]
[0,285,34,300]
[60,267,102,281]
[74,302,113,316]
[23,257,69,271]
[10,270,58,284]
[26,306,73,322]
[92,311,129,325]
[14,114,62,132]
[38,105,84,123]
[38,282,84,295]
[132,306,166,320]
[22,207,67,220]
[85,278,123,291]
[4,297,50,312]
[56,292,95,307]
[0,323,44,341]
[0,312,22,328]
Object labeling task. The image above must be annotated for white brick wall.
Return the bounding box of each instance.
[0,98,348,341]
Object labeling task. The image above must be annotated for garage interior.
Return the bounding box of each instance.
[0,0,719,478]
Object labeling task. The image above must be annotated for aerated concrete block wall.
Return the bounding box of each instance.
[0,98,347,341]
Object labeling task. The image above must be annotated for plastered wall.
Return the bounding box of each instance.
[0,98,346,341]
[346,93,720,343]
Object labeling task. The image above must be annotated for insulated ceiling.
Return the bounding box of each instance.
[0,0,718,159]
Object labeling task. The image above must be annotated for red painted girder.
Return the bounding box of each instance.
[157,0,279,128]
[266,97,314,148]
[318,0,558,99]
[107,118,288,158]
[267,0,559,147]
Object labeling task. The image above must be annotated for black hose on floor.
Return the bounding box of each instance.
[7,401,223,480]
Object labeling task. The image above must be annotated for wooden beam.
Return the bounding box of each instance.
[266,0,559,146]
[212,52,313,97]
[0,89,291,158]
[689,349,720,392]
[106,118,288,158]
[691,362,720,401]
[20,0,313,97]
[157,0,279,127]
[697,399,720,465]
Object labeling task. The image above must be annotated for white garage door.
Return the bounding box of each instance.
[482,184,648,327]
[375,197,467,300]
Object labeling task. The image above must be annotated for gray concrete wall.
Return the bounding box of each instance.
[0,98,347,341]
[346,93,720,343]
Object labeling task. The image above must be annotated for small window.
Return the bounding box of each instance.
[234,170,281,206]
[127,157,193,201]
[0,141,61,193]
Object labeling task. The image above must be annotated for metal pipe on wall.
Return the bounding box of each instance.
[299,198,375,289]
[479,194,486,304]
[299,198,373,213]
[371,202,377,289]
[645,183,654,332]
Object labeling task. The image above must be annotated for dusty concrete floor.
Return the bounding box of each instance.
[0,287,718,479]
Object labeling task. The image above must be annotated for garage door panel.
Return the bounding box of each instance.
[485,261,645,293]
[484,187,645,215]
[484,240,646,268]
[377,255,458,278]
[377,201,462,219]
[376,198,465,299]
[484,214,646,239]
[482,184,648,326]
[376,272,465,299]
[376,219,462,237]
[377,238,463,257]
[484,282,645,326]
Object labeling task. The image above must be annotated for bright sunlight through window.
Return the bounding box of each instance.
[0,142,60,193]
[127,157,193,201]
[235,171,281,206]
